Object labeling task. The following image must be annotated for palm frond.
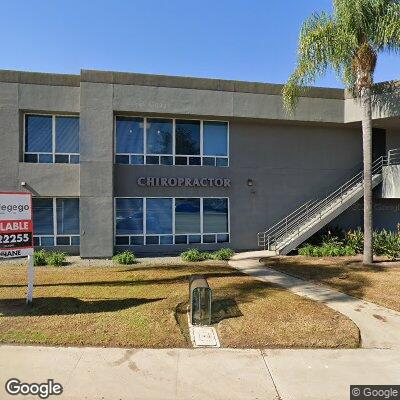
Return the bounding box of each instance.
[283,12,353,112]
[373,0,400,53]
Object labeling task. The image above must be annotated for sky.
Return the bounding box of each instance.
[0,0,398,88]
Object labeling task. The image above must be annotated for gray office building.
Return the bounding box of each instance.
[0,69,399,258]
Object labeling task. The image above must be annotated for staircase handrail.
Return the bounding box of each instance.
[258,156,384,248]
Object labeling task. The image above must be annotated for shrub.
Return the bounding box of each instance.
[321,234,342,247]
[298,244,314,256]
[201,252,214,260]
[113,250,136,265]
[308,226,345,245]
[33,250,48,266]
[212,248,235,261]
[373,230,400,260]
[345,229,364,254]
[181,248,235,262]
[46,252,66,267]
[180,249,207,262]
[300,229,400,259]
[299,243,355,257]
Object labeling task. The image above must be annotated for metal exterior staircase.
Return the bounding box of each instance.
[257,151,400,255]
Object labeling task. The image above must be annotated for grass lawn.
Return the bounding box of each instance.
[0,257,359,348]
[263,255,400,312]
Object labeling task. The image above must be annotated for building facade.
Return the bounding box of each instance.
[0,69,399,258]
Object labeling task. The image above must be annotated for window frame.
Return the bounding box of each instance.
[114,116,229,167]
[114,197,230,245]
[23,113,80,164]
[33,197,80,246]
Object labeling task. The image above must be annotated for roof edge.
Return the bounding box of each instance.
[81,69,345,99]
[0,70,80,87]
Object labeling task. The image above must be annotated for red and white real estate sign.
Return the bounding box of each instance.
[0,192,33,258]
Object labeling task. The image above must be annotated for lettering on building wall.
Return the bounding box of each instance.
[137,177,231,188]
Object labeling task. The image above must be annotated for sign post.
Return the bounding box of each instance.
[0,192,34,304]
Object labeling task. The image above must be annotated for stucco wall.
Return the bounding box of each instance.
[113,118,363,254]
[0,69,398,257]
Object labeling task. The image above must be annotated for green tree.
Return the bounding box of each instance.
[283,0,400,264]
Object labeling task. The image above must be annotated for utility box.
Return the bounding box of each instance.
[189,275,212,326]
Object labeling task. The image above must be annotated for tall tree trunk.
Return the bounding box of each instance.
[361,85,373,264]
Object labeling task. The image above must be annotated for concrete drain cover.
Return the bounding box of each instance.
[191,326,220,347]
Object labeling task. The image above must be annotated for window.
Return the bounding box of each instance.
[175,198,200,234]
[203,121,228,167]
[115,197,229,245]
[115,198,143,235]
[115,117,144,165]
[146,119,173,156]
[175,120,200,165]
[24,114,80,164]
[203,198,229,233]
[32,198,80,246]
[146,198,173,235]
[115,117,228,166]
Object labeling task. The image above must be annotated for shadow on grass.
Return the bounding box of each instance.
[212,298,243,323]
[260,256,385,299]
[0,270,243,289]
[0,297,164,316]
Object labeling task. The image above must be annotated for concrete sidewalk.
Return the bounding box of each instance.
[229,251,400,349]
[1,345,400,400]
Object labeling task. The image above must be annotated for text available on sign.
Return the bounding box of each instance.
[0,192,33,258]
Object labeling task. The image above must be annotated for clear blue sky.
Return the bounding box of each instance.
[1,0,398,87]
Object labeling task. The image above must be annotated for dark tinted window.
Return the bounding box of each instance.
[33,198,54,235]
[147,119,172,154]
[203,198,228,233]
[175,120,200,155]
[175,198,200,234]
[56,117,79,153]
[146,198,172,234]
[115,198,143,235]
[56,198,80,235]
[25,115,52,152]
[116,117,144,154]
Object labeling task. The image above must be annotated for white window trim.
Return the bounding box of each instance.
[33,197,80,247]
[114,196,230,245]
[114,115,229,167]
[23,113,80,164]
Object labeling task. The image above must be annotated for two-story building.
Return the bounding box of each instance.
[0,69,399,257]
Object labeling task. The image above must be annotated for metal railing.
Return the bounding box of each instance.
[258,153,393,251]
[387,148,400,166]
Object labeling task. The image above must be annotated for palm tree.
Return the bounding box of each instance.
[283,0,400,264]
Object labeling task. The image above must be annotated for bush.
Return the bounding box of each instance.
[299,243,355,257]
[300,228,400,259]
[33,250,48,266]
[113,250,136,265]
[345,229,364,254]
[180,249,208,262]
[298,244,316,257]
[46,252,66,267]
[212,248,235,261]
[373,230,400,260]
[321,234,342,247]
[180,248,234,262]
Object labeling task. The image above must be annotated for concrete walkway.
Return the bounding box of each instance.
[229,251,400,349]
[1,345,400,400]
